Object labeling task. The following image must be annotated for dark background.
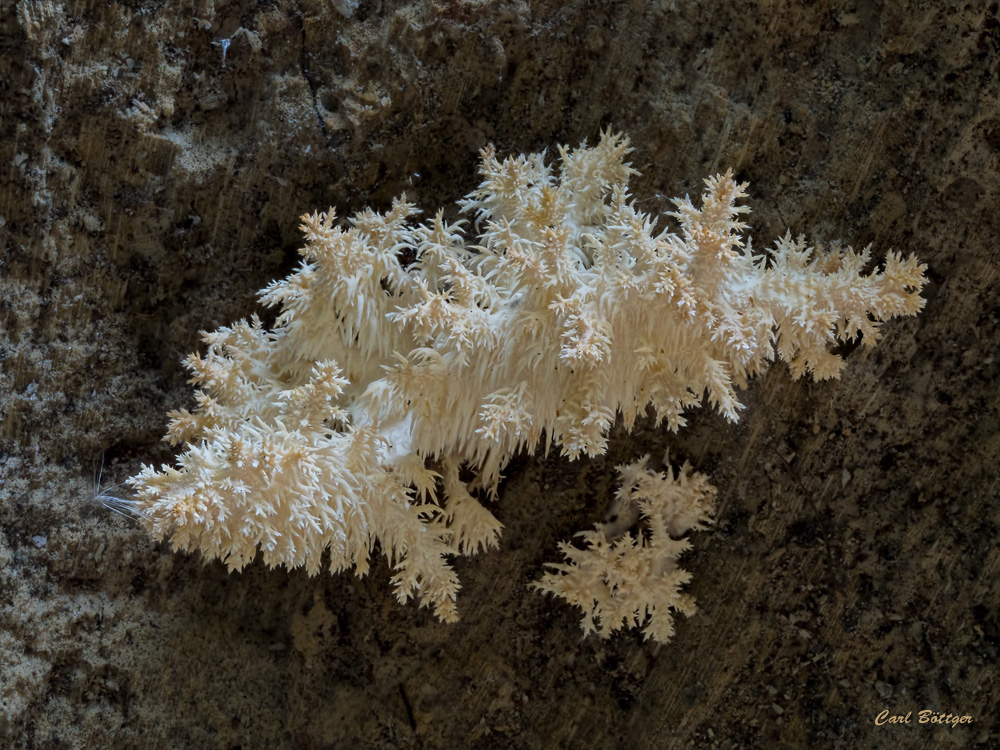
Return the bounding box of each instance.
[1,1,997,747]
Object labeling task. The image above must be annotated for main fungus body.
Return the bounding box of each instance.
[128,133,926,642]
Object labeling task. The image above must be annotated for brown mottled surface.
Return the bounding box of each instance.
[1,1,997,748]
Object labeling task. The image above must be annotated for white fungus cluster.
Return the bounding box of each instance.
[128,132,926,641]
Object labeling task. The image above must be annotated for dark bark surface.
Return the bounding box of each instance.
[1,1,997,747]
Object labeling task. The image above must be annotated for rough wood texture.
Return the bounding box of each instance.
[1,1,996,747]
